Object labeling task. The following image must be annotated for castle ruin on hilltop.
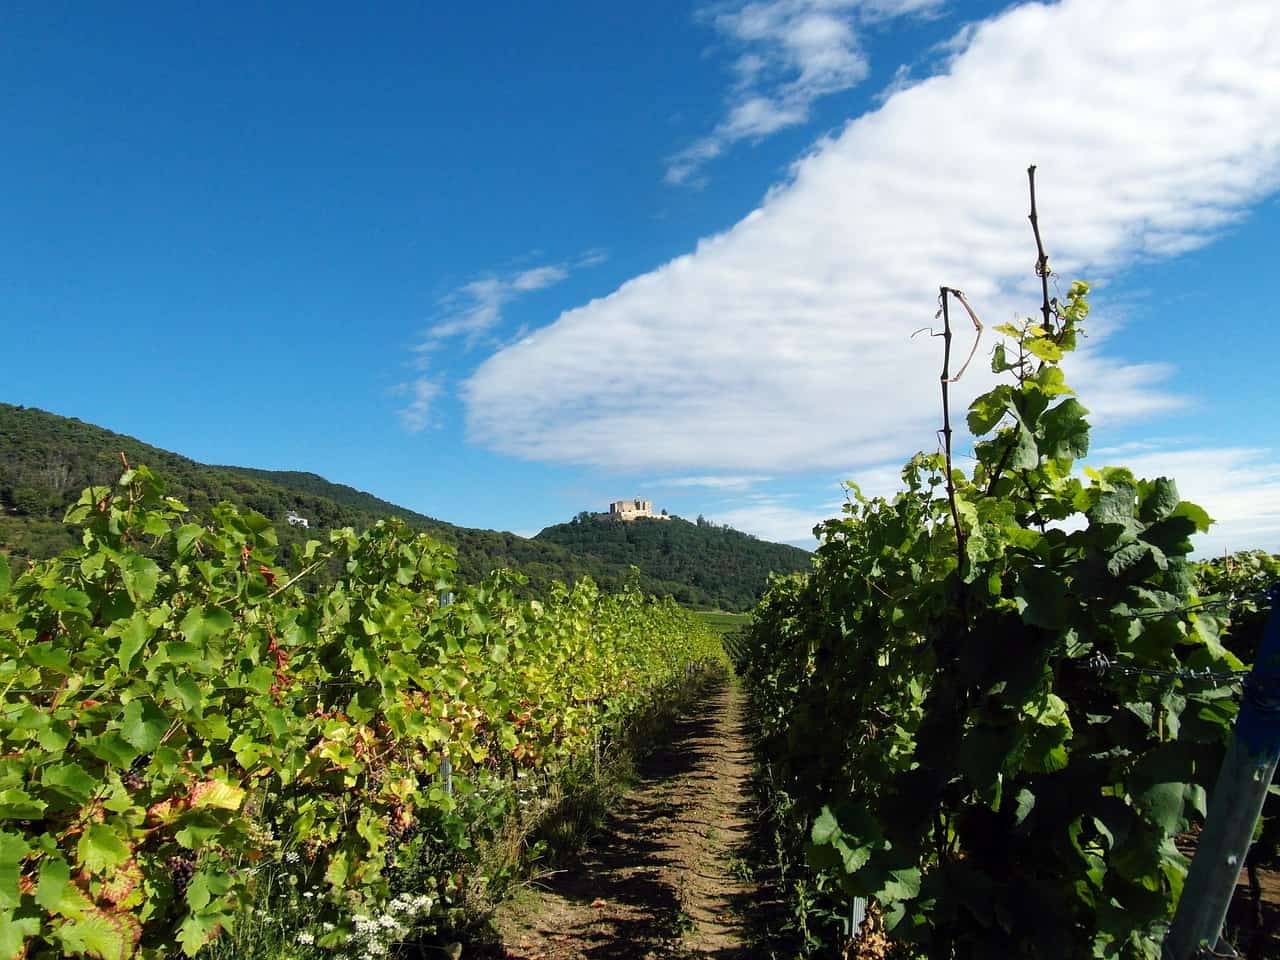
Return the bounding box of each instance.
[606,498,669,521]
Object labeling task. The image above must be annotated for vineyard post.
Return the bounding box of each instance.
[1164,584,1280,959]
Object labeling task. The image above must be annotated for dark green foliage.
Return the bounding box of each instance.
[737,282,1246,958]
[536,513,811,612]
[0,403,798,607]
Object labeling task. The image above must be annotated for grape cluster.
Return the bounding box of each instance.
[167,856,195,898]
[121,754,150,792]
[384,819,420,870]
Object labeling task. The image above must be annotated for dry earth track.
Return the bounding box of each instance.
[491,680,761,960]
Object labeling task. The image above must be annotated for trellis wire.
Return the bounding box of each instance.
[1080,653,1249,686]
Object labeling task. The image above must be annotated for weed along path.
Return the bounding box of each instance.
[491,679,760,959]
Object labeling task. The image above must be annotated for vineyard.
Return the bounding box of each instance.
[732,176,1280,957]
[4,179,1279,960]
[0,467,722,959]
[731,184,1273,956]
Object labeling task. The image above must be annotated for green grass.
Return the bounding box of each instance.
[694,610,752,636]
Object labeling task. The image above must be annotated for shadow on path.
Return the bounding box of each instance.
[490,680,763,960]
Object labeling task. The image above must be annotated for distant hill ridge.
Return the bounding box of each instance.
[0,403,810,610]
[535,512,811,613]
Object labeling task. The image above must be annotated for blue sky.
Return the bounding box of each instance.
[4,1,1279,552]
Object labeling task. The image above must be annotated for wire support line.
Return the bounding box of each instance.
[1125,591,1272,621]
[1079,652,1249,685]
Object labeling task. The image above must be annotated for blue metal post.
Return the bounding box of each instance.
[1164,584,1280,959]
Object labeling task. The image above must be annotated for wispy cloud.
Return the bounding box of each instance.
[394,251,604,431]
[414,258,587,357]
[667,0,943,185]
[658,475,768,490]
[394,377,441,433]
[466,0,1280,474]
[706,487,844,545]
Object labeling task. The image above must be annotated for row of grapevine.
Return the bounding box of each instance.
[0,467,723,959]
[735,275,1248,958]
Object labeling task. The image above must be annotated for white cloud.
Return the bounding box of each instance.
[512,265,570,292]
[395,377,441,433]
[659,474,768,490]
[467,0,1280,479]
[709,500,830,544]
[411,253,602,357]
[667,0,941,185]
[705,463,907,542]
[1094,447,1280,557]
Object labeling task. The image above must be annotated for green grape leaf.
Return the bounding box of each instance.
[1024,337,1063,362]
[42,587,90,613]
[76,823,131,874]
[1136,781,1194,834]
[84,732,140,768]
[175,524,204,555]
[967,386,1013,436]
[42,764,98,804]
[1015,566,1070,630]
[1008,424,1040,470]
[120,554,160,603]
[1138,477,1180,523]
[0,833,33,909]
[1172,500,1213,533]
[1013,788,1036,826]
[0,790,47,820]
[106,613,153,671]
[1038,399,1090,460]
[883,867,922,901]
[35,856,70,911]
[178,910,226,957]
[811,807,840,845]
[121,699,168,754]
[190,779,245,811]
[0,912,40,960]
[179,605,234,645]
[55,896,140,960]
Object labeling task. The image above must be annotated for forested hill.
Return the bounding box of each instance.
[535,513,812,612]
[0,403,807,609]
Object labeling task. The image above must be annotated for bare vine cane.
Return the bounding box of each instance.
[1165,582,1280,959]
[934,286,984,574]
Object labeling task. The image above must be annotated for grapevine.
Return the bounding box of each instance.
[0,469,722,959]
[737,173,1242,958]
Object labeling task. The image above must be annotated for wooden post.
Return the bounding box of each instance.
[1164,584,1280,959]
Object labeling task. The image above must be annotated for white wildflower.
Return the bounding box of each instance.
[296,931,315,945]
[322,922,336,932]
[284,851,300,863]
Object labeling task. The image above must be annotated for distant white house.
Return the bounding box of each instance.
[285,512,310,529]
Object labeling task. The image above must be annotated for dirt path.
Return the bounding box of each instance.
[492,680,760,960]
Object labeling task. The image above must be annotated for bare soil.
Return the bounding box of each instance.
[1226,861,1280,959]
[490,681,760,960]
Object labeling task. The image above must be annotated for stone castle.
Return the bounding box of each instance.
[606,498,669,522]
